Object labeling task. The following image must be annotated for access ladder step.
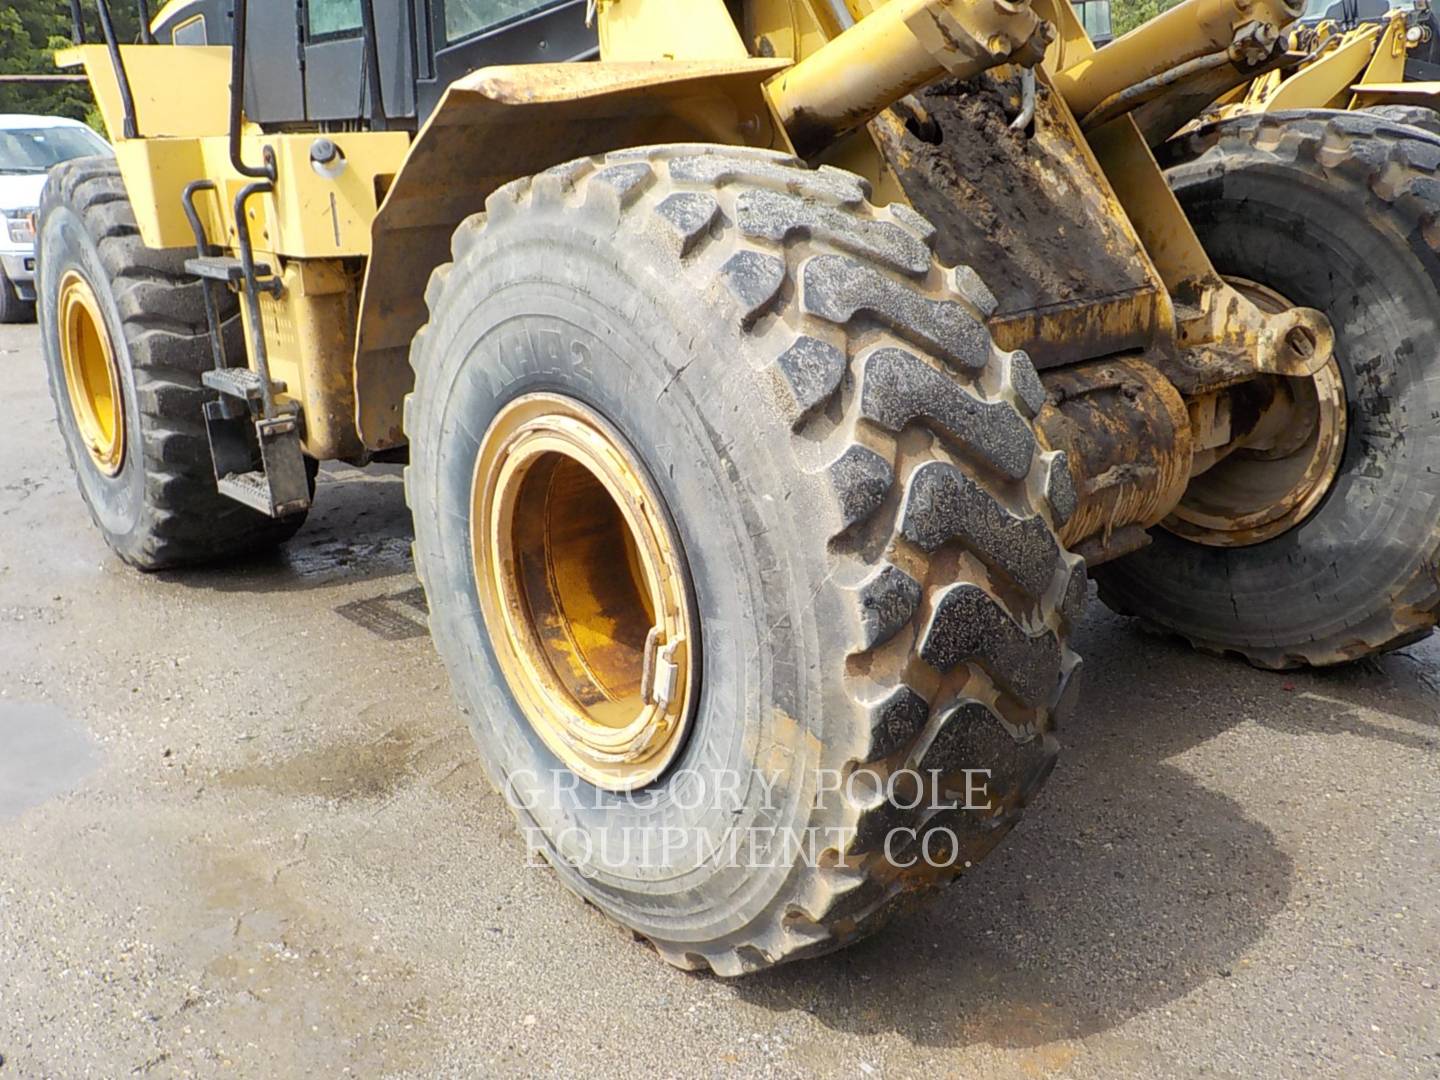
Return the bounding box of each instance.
[203,406,312,519]
[202,366,285,402]
[216,470,281,515]
[184,255,272,283]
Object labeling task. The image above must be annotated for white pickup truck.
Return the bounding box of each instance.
[0,114,111,322]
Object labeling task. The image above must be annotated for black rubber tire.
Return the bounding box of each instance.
[37,156,310,571]
[1361,104,1440,140]
[1101,111,1440,668]
[405,144,1084,975]
[0,264,34,323]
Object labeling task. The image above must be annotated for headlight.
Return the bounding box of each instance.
[4,208,37,246]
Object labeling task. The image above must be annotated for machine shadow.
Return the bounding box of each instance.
[154,463,417,595]
[1116,599,1440,742]
[736,594,1436,1047]
[153,459,1436,1050]
[733,600,1300,1049]
[1277,646,1440,741]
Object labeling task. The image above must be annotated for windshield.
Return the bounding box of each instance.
[0,126,111,175]
[1301,0,1415,19]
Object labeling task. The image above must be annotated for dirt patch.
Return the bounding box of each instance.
[217,727,419,801]
[872,70,1150,318]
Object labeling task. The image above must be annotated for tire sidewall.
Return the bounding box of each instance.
[1128,135,1440,651]
[39,202,149,558]
[411,213,837,941]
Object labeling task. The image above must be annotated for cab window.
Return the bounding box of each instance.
[308,0,362,38]
[444,0,561,43]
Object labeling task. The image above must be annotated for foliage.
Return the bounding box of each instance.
[0,0,139,135]
[1111,0,1185,37]
[0,0,1209,134]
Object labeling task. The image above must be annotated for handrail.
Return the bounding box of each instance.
[93,0,138,138]
[68,0,87,43]
[227,0,277,181]
[181,180,228,372]
[136,0,154,45]
[233,181,282,419]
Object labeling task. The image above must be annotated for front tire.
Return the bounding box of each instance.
[406,145,1084,973]
[37,157,309,570]
[1103,112,1440,667]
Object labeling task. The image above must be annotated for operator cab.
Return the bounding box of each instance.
[1295,0,1440,77]
[149,0,597,128]
[1072,0,1113,44]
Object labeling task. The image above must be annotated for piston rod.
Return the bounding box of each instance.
[767,0,1054,158]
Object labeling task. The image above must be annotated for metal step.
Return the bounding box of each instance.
[216,470,278,515]
[184,255,272,283]
[204,406,312,519]
[202,366,286,402]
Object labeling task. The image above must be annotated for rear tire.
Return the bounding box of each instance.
[406,145,1084,974]
[1104,112,1440,667]
[37,156,310,571]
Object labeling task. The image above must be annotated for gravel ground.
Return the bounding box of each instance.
[1,321,1437,1078]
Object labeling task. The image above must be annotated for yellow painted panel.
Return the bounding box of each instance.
[1352,14,1407,98]
[745,0,834,61]
[113,139,205,248]
[265,134,412,257]
[55,45,230,139]
[250,260,364,460]
[106,131,409,255]
[1349,81,1440,109]
[1088,116,1215,291]
[599,0,748,60]
[1263,27,1377,112]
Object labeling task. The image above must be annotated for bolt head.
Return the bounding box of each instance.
[309,137,339,165]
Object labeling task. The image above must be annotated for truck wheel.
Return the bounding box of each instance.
[1101,112,1440,667]
[37,156,310,570]
[0,265,34,323]
[406,144,1083,974]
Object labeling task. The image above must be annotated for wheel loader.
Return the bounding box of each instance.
[1196,0,1440,131]
[1092,0,1440,140]
[40,0,1440,974]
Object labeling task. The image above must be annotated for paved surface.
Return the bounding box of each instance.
[1,320,1437,1079]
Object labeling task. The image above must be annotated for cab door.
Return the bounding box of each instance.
[418,0,596,119]
[302,0,419,124]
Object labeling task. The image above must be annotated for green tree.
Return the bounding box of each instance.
[1110,0,1184,36]
[0,0,139,132]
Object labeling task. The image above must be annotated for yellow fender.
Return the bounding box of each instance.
[1348,80,1440,109]
[352,58,787,450]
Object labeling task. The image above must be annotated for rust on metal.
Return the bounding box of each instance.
[1051,0,1305,119]
[469,393,697,791]
[871,69,1162,368]
[1037,357,1193,561]
[766,0,1054,159]
[1164,278,1349,547]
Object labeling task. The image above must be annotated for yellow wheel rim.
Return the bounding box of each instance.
[471,394,698,792]
[1165,279,1348,548]
[57,269,125,475]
